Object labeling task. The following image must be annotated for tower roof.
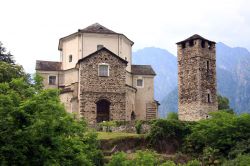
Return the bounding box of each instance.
[176,34,216,45]
[78,23,118,34]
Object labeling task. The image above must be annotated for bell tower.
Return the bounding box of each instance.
[177,34,218,121]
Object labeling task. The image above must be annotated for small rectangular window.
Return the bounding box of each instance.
[97,45,104,50]
[69,55,72,62]
[136,79,143,87]
[49,76,56,85]
[208,93,211,103]
[99,64,109,76]
[207,61,210,71]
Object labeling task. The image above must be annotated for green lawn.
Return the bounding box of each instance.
[97,132,143,140]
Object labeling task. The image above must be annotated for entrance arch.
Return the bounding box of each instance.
[96,99,110,123]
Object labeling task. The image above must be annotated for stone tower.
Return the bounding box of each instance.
[177,34,218,121]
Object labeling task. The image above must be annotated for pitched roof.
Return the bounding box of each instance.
[77,47,128,64]
[176,34,216,44]
[78,23,118,34]
[36,60,62,71]
[131,65,156,76]
[58,23,134,50]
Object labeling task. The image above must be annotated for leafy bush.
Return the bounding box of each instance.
[184,111,250,158]
[222,154,250,166]
[166,112,178,120]
[184,159,201,166]
[0,61,103,165]
[160,160,176,166]
[106,152,132,166]
[99,121,116,132]
[135,120,143,134]
[148,119,194,152]
[107,150,160,166]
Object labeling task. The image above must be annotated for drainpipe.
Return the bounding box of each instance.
[118,34,120,56]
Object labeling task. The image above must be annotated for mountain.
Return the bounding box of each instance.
[132,47,177,101]
[132,43,250,117]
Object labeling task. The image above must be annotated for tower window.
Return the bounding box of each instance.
[97,45,104,50]
[98,63,109,77]
[201,40,205,48]
[181,43,186,49]
[207,93,211,103]
[206,60,210,71]
[208,42,212,49]
[69,55,72,62]
[49,76,56,85]
[189,40,194,47]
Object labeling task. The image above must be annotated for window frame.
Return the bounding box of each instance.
[136,77,144,88]
[98,63,109,77]
[48,75,57,85]
[69,55,73,62]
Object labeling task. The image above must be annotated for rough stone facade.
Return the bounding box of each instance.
[177,35,218,121]
[35,23,158,124]
[79,49,127,124]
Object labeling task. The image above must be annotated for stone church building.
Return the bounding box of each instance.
[36,23,158,124]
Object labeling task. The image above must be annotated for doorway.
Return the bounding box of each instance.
[96,99,110,123]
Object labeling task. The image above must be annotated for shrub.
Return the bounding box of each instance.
[99,121,116,132]
[148,119,193,152]
[166,112,178,120]
[184,159,201,166]
[184,111,250,157]
[135,120,143,134]
[107,150,159,166]
[222,154,250,166]
[106,152,131,166]
[160,160,176,166]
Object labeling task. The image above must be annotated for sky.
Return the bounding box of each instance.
[1,0,250,73]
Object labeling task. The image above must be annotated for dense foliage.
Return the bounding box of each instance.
[147,119,194,152]
[218,95,234,114]
[185,112,250,158]
[0,48,103,165]
[0,41,14,64]
[107,151,200,166]
[147,111,250,165]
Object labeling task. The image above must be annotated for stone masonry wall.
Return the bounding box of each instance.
[178,38,218,121]
[79,50,127,124]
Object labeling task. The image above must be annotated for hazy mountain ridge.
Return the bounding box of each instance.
[132,43,250,117]
[132,47,177,101]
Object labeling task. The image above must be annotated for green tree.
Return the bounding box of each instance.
[218,95,234,114]
[184,111,250,158]
[0,59,103,165]
[166,112,178,120]
[0,61,28,83]
[0,41,15,64]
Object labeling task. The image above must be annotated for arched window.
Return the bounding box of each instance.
[69,55,72,62]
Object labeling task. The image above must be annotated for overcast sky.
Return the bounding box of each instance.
[1,0,250,73]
